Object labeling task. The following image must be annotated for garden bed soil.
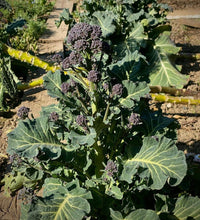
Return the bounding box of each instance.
[0,0,200,219]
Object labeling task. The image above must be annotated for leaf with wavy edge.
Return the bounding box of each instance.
[110,208,159,220]
[173,196,200,220]
[43,178,62,197]
[148,32,188,88]
[43,70,78,109]
[26,180,92,220]
[93,11,116,38]
[119,80,150,108]
[120,136,187,189]
[7,117,68,159]
[115,22,145,57]
[109,23,146,79]
[69,128,96,147]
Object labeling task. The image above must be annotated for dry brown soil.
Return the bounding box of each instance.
[0,0,200,219]
[159,0,200,153]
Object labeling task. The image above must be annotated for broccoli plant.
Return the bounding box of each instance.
[5,22,200,220]
[58,0,189,89]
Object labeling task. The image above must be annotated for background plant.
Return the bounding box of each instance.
[0,0,54,111]
[4,19,200,219]
[0,0,54,52]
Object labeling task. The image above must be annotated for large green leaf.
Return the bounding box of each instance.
[110,208,159,220]
[93,11,116,38]
[120,136,187,189]
[43,70,77,108]
[173,196,200,220]
[115,22,145,57]
[55,8,73,28]
[128,22,146,46]
[42,178,63,197]
[148,32,188,88]
[109,23,146,80]
[109,50,145,80]
[7,117,65,159]
[119,80,150,108]
[43,70,66,98]
[26,180,92,220]
[124,9,144,23]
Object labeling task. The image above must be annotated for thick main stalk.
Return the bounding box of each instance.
[151,94,200,105]
[2,42,59,72]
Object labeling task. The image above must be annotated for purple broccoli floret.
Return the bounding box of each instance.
[67,23,106,55]
[67,23,93,45]
[69,79,77,87]
[91,25,102,39]
[49,112,59,122]
[87,70,100,83]
[91,40,103,53]
[60,82,70,94]
[112,84,123,96]
[17,106,30,119]
[74,39,90,52]
[103,83,109,91]
[76,115,87,127]
[69,51,83,65]
[62,57,71,69]
[128,113,141,128]
[105,160,118,177]
[52,53,63,63]
[62,51,83,68]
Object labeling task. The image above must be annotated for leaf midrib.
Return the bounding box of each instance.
[126,157,182,179]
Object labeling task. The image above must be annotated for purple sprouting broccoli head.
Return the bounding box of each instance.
[67,23,94,45]
[105,160,118,177]
[128,113,141,128]
[52,53,63,63]
[62,51,84,69]
[91,39,103,54]
[66,23,107,55]
[49,112,59,122]
[17,106,30,119]
[74,39,90,52]
[87,70,100,83]
[60,79,77,94]
[91,25,102,39]
[112,83,123,96]
[60,82,71,94]
[62,57,71,69]
[76,115,87,127]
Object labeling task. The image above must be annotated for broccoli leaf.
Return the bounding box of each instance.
[119,80,150,108]
[120,136,187,189]
[148,32,189,88]
[43,70,77,108]
[93,10,116,37]
[7,117,69,159]
[24,179,92,220]
[110,208,159,220]
[173,196,200,220]
[141,110,174,136]
[68,128,96,147]
[109,23,146,80]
